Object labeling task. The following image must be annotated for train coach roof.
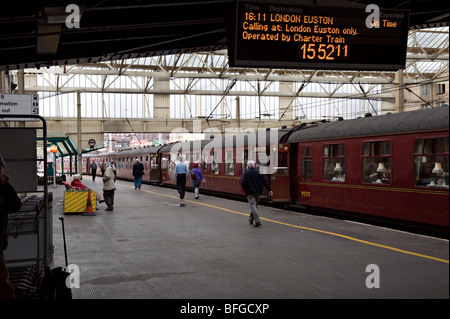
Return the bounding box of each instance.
[158,128,291,154]
[84,151,116,158]
[114,145,164,157]
[287,106,449,143]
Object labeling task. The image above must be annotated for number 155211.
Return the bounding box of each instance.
[300,43,348,60]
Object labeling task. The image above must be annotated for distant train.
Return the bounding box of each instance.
[82,106,449,234]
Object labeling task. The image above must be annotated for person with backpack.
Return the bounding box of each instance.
[190,163,205,199]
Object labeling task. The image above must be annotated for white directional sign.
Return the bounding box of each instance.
[0,93,39,117]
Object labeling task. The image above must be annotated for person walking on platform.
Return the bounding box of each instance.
[102,163,116,211]
[190,163,205,199]
[132,158,144,190]
[240,160,273,227]
[0,153,21,299]
[89,162,97,181]
[100,162,106,177]
[174,156,188,199]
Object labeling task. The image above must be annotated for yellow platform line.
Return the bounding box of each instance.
[120,183,449,264]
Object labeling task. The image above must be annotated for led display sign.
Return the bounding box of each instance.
[229,0,410,70]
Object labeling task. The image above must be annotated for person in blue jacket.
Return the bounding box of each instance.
[240,160,273,227]
[190,163,205,199]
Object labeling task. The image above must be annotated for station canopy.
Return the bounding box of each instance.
[1,0,448,71]
[38,133,104,157]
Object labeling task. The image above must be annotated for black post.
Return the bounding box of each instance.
[59,217,69,267]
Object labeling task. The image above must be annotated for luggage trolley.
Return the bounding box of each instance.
[1,114,51,298]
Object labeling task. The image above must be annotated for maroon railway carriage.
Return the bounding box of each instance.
[83,151,115,174]
[157,129,291,202]
[286,106,449,231]
[84,146,164,184]
[110,146,164,183]
[82,106,448,233]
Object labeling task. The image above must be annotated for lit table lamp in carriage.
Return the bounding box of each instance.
[376,162,387,183]
[432,162,444,186]
[333,162,343,181]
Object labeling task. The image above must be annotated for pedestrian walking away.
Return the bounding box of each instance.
[190,163,205,199]
[102,162,116,211]
[89,162,97,181]
[132,158,145,189]
[0,153,22,299]
[240,160,273,227]
[174,156,188,199]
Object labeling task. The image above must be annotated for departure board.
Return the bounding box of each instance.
[229,0,410,70]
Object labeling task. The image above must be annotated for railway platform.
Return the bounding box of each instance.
[46,177,448,300]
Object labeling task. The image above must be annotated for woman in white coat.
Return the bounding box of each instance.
[102,163,116,211]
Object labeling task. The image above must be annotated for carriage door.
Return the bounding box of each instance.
[150,154,159,182]
[270,143,290,202]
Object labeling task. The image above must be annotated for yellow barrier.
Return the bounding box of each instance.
[64,190,96,214]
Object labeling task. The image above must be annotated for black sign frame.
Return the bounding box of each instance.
[229,0,410,71]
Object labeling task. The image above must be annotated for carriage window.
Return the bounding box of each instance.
[210,151,219,174]
[150,154,158,169]
[241,150,248,176]
[301,146,313,181]
[275,151,288,175]
[167,154,173,172]
[414,137,449,188]
[225,150,234,175]
[161,155,169,170]
[362,141,391,184]
[202,152,209,172]
[257,146,271,175]
[323,144,345,182]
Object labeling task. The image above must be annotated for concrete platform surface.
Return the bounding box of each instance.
[47,177,449,300]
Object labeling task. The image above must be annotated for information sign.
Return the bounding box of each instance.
[230,0,410,70]
[0,93,39,117]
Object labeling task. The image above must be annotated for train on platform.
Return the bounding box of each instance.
[81,106,449,234]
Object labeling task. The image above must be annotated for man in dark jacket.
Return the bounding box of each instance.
[89,162,97,181]
[0,153,22,298]
[240,160,273,227]
[132,158,145,189]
